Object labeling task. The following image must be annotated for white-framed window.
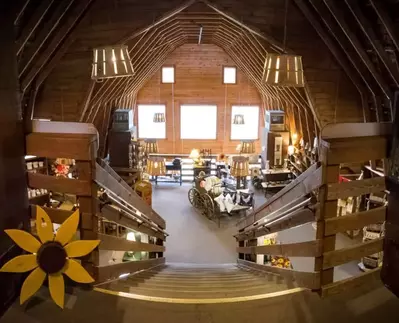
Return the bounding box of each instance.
[180,105,217,139]
[138,104,166,139]
[223,66,237,84]
[161,66,175,83]
[230,105,259,140]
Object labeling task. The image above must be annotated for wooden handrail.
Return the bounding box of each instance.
[238,162,322,230]
[237,240,323,257]
[95,162,166,229]
[322,238,383,269]
[324,207,386,235]
[99,203,166,240]
[98,233,165,252]
[326,177,386,200]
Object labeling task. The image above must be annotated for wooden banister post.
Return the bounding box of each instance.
[76,138,99,280]
[314,140,340,290]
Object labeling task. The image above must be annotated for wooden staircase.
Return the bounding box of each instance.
[98,263,290,299]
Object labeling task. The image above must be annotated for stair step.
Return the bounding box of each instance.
[106,283,285,299]
[134,273,264,281]
[123,279,279,290]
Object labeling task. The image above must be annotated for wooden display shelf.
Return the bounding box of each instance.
[29,193,50,205]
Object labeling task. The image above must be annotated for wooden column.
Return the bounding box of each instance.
[314,141,339,289]
[0,2,30,315]
[76,142,99,279]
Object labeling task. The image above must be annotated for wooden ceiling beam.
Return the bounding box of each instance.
[93,28,182,107]
[19,0,74,78]
[126,40,186,97]
[90,28,162,107]
[16,0,55,55]
[118,0,196,43]
[14,0,31,25]
[308,0,381,120]
[369,0,399,54]
[203,0,285,53]
[22,0,93,92]
[294,0,368,121]
[345,0,399,88]
[98,21,181,105]
[323,0,392,101]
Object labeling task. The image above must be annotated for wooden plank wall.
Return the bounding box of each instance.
[136,44,262,154]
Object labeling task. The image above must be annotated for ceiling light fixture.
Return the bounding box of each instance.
[263,0,304,87]
[91,45,134,81]
[233,114,245,125]
[153,113,165,123]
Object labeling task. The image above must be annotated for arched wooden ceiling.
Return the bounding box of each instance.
[81,0,317,128]
[14,0,399,130]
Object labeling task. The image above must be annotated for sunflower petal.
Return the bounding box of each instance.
[65,240,100,258]
[0,254,37,273]
[55,210,79,246]
[5,229,41,254]
[64,259,94,283]
[36,206,54,244]
[49,274,64,309]
[20,267,46,304]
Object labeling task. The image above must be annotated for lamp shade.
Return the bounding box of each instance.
[230,156,250,177]
[189,149,200,160]
[153,113,166,123]
[147,157,166,176]
[92,45,134,80]
[144,139,158,154]
[240,140,255,154]
[288,145,295,156]
[263,54,304,87]
[233,114,245,125]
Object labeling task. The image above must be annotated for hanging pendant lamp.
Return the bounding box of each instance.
[263,54,304,87]
[233,114,245,125]
[240,140,255,154]
[263,0,304,88]
[144,139,159,154]
[153,113,165,123]
[91,45,134,80]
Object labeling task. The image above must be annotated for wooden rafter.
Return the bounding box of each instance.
[322,0,392,101]
[344,0,399,88]
[22,0,93,92]
[16,0,54,55]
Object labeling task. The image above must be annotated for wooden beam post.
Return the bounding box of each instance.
[314,141,339,290]
[0,2,30,314]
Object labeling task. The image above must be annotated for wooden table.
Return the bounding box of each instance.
[155,162,182,186]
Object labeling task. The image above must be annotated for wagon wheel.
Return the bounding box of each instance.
[202,194,215,219]
[188,188,201,208]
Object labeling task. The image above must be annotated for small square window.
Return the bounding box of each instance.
[162,66,175,83]
[223,66,236,84]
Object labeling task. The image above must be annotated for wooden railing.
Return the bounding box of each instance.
[236,123,391,295]
[26,121,167,284]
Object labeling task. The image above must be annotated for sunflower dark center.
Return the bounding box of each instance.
[37,241,67,274]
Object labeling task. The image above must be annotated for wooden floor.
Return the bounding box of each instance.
[152,183,362,281]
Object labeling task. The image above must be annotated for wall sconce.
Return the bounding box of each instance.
[144,139,159,154]
[147,157,166,176]
[240,140,255,154]
[92,45,134,80]
[233,114,245,125]
[153,113,166,123]
[288,145,295,156]
[230,156,250,177]
[263,54,304,87]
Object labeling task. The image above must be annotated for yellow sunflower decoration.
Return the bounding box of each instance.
[0,206,100,309]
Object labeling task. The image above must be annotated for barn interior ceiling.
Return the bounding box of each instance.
[14,0,399,136]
